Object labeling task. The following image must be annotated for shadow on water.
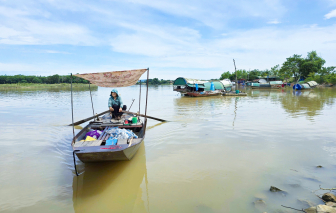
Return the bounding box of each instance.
[73,143,149,213]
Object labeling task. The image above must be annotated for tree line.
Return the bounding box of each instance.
[220,51,336,84]
[137,78,172,85]
[0,74,89,84]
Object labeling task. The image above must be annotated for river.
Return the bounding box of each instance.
[0,86,336,213]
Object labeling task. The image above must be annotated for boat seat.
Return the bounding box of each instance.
[74,140,103,147]
[117,138,142,145]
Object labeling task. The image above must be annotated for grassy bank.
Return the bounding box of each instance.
[0,83,98,90]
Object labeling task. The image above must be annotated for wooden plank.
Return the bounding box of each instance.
[74,141,84,147]
[87,140,102,146]
[117,139,128,145]
[74,140,103,147]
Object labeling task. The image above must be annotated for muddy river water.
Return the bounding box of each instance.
[0,86,336,213]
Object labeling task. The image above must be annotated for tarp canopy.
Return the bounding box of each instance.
[203,82,224,91]
[301,83,311,89]
[173,77,208,86]
[307,81,318,87]
[220,79,233,87]
[187,84,206,88]
[212,81,224,90]
[74,69,147,87]
[269,81,283,85]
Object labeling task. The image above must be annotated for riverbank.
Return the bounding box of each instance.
[0,83,98,90]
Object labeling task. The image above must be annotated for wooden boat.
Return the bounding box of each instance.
[173,77,232,95]
[70,69,150,163]
[72,114,146,162]
[186,91,222,97]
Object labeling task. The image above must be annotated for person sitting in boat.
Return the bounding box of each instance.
[108,89,126,119]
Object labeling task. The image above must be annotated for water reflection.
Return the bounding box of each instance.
[73,143,148,213]
[247,88,336,118]
[1,86,336,213]
[279,88,336,118]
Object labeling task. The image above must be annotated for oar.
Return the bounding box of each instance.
[68,110,167,126]
[68,110,110,126]
[123,110,167,122]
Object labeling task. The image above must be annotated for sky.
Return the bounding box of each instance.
[0,0,336,79]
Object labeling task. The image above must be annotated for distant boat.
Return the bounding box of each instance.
[173,77,208,95]
[186,90,222,97]
[250,81,283,89]
[173,77,232,95]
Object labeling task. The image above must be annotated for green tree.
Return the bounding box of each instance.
[32,77,42,83]
[219,71,231,80]
[270,65,280,77]
[152,78,160,85]
[279,54,303,81]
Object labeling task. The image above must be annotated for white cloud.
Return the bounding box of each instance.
[43,50,71,54]
[0,4,99,45]
[0,20,99,45]
[2,23,336,79]
[1,0,336,80]
[325,9,336,19]
[107,24,336,78]
[267,19,281,24]
[122,0,286,28]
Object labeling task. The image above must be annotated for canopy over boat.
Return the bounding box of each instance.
[269,81,283,85]
[204,81,225,91]
[307,81,318,87]
[220,79,233,87]
[173,77,208,86]
[74,69,148,87]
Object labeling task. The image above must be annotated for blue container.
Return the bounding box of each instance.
[210,82,215,91]
[293,84,302,90]
[106,138,118,145]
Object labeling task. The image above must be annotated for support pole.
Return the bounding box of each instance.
[71,73,75,138]
[88,82,95,118]
[233,59,237,89]
[71,73,79,176]
[144,68,149,132]
[139,80,141,116]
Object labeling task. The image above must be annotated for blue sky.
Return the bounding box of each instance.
[0,0,336,79]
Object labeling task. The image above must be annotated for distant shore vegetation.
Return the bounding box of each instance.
[136,78,173,85]
[220,51,336,84]
[0,83,97,90]
[0,74,89,84]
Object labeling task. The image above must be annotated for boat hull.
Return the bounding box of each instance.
[72,117,146,163]
[186,92,222,97]
[75,140,144,162]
